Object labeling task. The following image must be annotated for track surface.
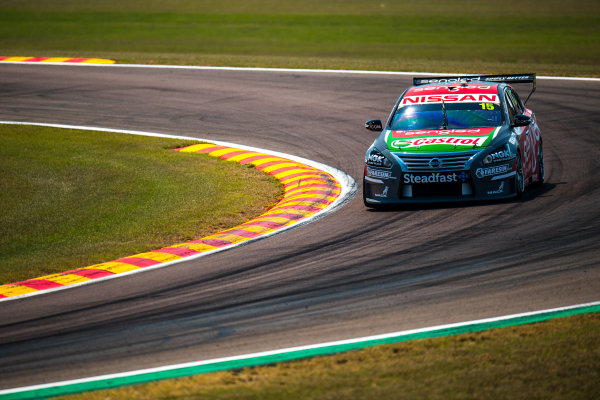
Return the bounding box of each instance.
[0,65,599,388]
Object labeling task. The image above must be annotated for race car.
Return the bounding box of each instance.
[363,73,544,207]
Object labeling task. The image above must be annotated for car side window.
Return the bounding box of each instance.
[507,88,524,114]
[505,90,517,122]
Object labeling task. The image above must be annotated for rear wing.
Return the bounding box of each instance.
[413,73,536,104]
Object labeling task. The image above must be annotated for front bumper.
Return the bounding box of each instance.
[363,166,517,205]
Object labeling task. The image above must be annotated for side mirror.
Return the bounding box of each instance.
[512,114,532,127]
[365,119,383,132]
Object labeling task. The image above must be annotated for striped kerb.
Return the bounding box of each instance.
[0,56,116,64]
[0,143,341,299]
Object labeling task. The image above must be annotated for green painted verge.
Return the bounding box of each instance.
[1,302,598,399]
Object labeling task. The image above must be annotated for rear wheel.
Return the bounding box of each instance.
[515,153,525,198]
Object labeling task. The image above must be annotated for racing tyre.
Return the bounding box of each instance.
[515,153,525,198]
[533,142,545,187]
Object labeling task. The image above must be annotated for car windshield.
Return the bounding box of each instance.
[390,103,503,131]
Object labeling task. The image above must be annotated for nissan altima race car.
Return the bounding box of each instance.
[363,73,544,207]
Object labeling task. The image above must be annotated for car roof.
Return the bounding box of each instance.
[405,82,500,96]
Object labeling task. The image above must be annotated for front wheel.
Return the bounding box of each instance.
[515,153,525,198]
[533,142,545,187]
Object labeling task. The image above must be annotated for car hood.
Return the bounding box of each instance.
[384,126,502,153]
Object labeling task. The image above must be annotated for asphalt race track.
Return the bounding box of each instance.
[0,64,599,389]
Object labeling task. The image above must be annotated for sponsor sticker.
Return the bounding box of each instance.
[391,136,488,150]
[476,164,511,179]
[393,128,493,137]
[400,93,499,106]
[366,151,390,168]
[403,171,469,184]
[487,181,505,195]
[412,85,493,92]
[366,167,394,179]
[367,153,384,165]
[374,186,390,198]
[486,148,513,163]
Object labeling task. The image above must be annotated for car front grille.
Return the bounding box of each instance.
[411,182,463,197]
[394,151,479,172]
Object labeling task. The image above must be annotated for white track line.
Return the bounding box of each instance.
[1,60,600,81]
[1,301,598,397]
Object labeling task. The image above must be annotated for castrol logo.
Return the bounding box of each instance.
[390,136,487,149]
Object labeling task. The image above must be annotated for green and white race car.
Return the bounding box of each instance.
[363,74,544,207]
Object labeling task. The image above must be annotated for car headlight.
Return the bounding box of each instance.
[366,147,393,168]
[483,144,513,165]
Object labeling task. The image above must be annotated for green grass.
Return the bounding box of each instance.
[0,124,282,284]
[60,312,600,400]
[0,0,598,76]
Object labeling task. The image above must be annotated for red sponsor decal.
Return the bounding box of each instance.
[390,136,488,149]
[392,127,496,138]
[401,93,498,105]
[410,136,486,147]
[408,85,497,94]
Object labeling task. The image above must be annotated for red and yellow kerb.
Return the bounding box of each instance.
[0,57,115,64]
[0,143,341,299]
